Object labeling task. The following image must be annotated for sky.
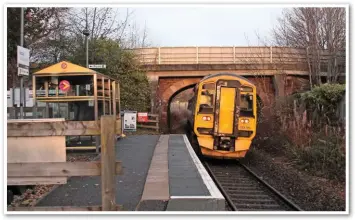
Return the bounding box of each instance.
[127,7,284,47]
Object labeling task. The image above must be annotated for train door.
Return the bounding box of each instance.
[214,80,241,137]
[218,87,236,134]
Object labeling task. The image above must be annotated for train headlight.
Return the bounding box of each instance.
[202,116,211,121]
[240,119,249,124]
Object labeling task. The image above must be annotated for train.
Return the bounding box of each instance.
[185,73,257,159]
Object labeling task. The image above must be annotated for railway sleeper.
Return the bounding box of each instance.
[218,178,259,183]
[232,198,279,204]
[220,182,261,187]
[234,203,282,210]
[222,186,262,190]
[224,189,265,194]
[228,193,272,199]
[237,207,286,211]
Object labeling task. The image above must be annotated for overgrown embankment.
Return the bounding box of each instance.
[253,83,346,181]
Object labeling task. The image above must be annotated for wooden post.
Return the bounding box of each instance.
[196,46,199,64]
[44,80,49,97]
[108,79,111,115]
[116,83,120,115]
[102,78,105,115]
[32,75,37,119]
[100,115,116,211]
[94,74,99,153]
[56,79,59,97]
[44,80,49,118]
[112,81,116,118]
[158,47,161,64]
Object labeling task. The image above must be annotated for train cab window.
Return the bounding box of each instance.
[199,83,215,114]
[240,94,254,116]
[202,83,215,90]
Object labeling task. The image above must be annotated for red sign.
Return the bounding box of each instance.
[61,62,67,69]
[59,80,70,92]
[138,112,148,122]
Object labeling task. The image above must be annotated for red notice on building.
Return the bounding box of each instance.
[137,112,148,122]
[59,80,70,92]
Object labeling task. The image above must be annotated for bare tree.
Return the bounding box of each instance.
[272,7,346,86]
[61,7,150,64]
[7,7,69,88]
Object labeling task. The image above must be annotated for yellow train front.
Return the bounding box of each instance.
[186,73,257,159]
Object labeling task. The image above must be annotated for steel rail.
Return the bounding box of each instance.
[204,160,303,211]
[239,162,302,211]
[203,161,238,211]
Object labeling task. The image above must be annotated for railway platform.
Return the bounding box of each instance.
[36,134,225,211]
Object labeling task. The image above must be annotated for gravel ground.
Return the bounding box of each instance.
[241,148,346,211]
[8,153,97,208]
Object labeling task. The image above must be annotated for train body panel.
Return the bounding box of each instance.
[187,73,257,159]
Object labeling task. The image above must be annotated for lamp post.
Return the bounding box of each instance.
[81,8,90,143]
[19,7,24,119]
[83,8,90,68]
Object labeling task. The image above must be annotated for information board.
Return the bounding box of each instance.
[123,111,137,131]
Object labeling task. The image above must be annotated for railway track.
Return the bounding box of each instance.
[204,159,302,211]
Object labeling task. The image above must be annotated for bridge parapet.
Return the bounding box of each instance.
[133,46,345,66]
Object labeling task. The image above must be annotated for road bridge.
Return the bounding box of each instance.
[133,46,345,132]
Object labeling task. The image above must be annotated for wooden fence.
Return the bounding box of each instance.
[137,113,159,131]
[7,115,122,211]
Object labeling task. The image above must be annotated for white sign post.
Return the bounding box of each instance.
[17,46,30,76]
[18,68,29,76]
[88,64,106,69]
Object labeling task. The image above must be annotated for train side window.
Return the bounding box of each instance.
[240,94,254,116]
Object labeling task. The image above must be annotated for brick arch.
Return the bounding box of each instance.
[157,77,275,132]
[161,78,201,101]
[155,75,309,132]
[159,78,202,132]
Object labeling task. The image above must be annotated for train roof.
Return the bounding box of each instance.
[200,72,255,85]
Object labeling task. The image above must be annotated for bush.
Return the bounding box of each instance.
[295,83,345,126]
[290,132,345,181]
[253,83,346,181]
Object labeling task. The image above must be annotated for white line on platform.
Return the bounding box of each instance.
[182,135,224,199]
[170,196,214,199]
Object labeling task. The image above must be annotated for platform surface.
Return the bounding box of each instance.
[36,134,224,211]
[37,135,159,211]
[168,135,210,196]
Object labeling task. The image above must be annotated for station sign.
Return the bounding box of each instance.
[18,67,29,76]
[89,64,106,69]
[137,112,148,122]
[17,46,30,67]
[17,46,30,76]
[59,80,71,92]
